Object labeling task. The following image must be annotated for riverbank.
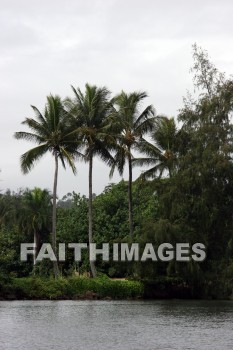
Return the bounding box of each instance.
[1,276,232,300]
[0,276,144,300]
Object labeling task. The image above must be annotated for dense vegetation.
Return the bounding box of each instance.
[0,275,143,300]
[1,45,233,299]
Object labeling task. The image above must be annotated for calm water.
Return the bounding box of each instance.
[0,300,233,349]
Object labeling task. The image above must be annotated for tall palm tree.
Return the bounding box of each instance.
[65,84,115,278]
[133,116,178,179]
[110,91,155,237]
[20,188,52,266]
[14,95,81,278]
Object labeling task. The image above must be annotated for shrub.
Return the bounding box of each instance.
[1,276,144,300]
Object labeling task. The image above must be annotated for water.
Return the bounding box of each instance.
[0,300,233,350]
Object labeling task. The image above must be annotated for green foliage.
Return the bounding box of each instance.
[14,95,80,174]
[0,226,31,277]
[57,193,88,243]
[1,277,144,300]
[93,182,129,241]
[109,90,155,176]
[3,47,233,298]
[133,116,179,179]
[65,83,116,277]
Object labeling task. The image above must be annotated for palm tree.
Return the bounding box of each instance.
[133,116,178,179]
[14,95,81,278]
[21,187,52,266]
[65,84,115,278]
[110,91,155,237]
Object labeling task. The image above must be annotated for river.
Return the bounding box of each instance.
[0,300,232,349]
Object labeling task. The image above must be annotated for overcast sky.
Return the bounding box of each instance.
[1,0,233,197]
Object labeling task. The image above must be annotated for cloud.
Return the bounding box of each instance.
[0,0,233,196]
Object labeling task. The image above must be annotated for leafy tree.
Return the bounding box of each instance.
[57,192,89,276]
[0,189,23,228]
[177,47,233,261]
[191,43,225,98]
[14,95,81,277]
[146,45,233,293]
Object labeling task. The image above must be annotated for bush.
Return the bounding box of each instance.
[12,278,69,299]
[1,276,144,300]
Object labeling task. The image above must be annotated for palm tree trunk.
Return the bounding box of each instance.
[33,229,40,264]
[33,229,37,267]
[128,148,134,237]
[52,154,59,278]
[33,229,39,275]
[89,154,97,278]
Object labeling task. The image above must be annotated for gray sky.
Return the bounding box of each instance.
[1,0,233,197]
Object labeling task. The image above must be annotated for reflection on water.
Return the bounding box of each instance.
[0,300,233,350]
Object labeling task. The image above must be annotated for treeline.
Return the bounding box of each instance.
[1,45,233,298]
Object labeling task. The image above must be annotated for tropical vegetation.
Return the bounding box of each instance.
[1,45,233,299]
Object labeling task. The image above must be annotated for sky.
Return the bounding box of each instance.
[1,0,233,198]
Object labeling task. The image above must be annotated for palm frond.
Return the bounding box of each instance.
[59,147,77,175]
[20,144,49,174]
[21,118,49,137]
[132,157,157,168]
[30,106,47,127]
[134,105,155,129]
[140,164,165,180]
[135,116,156,136]
[110,145,126,177]
[14,131,44,143]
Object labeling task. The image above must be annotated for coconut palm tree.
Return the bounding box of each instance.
[133,116,178,179]
[65,84,115,278]
[110,91,155,237]
[14,95,81,277]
